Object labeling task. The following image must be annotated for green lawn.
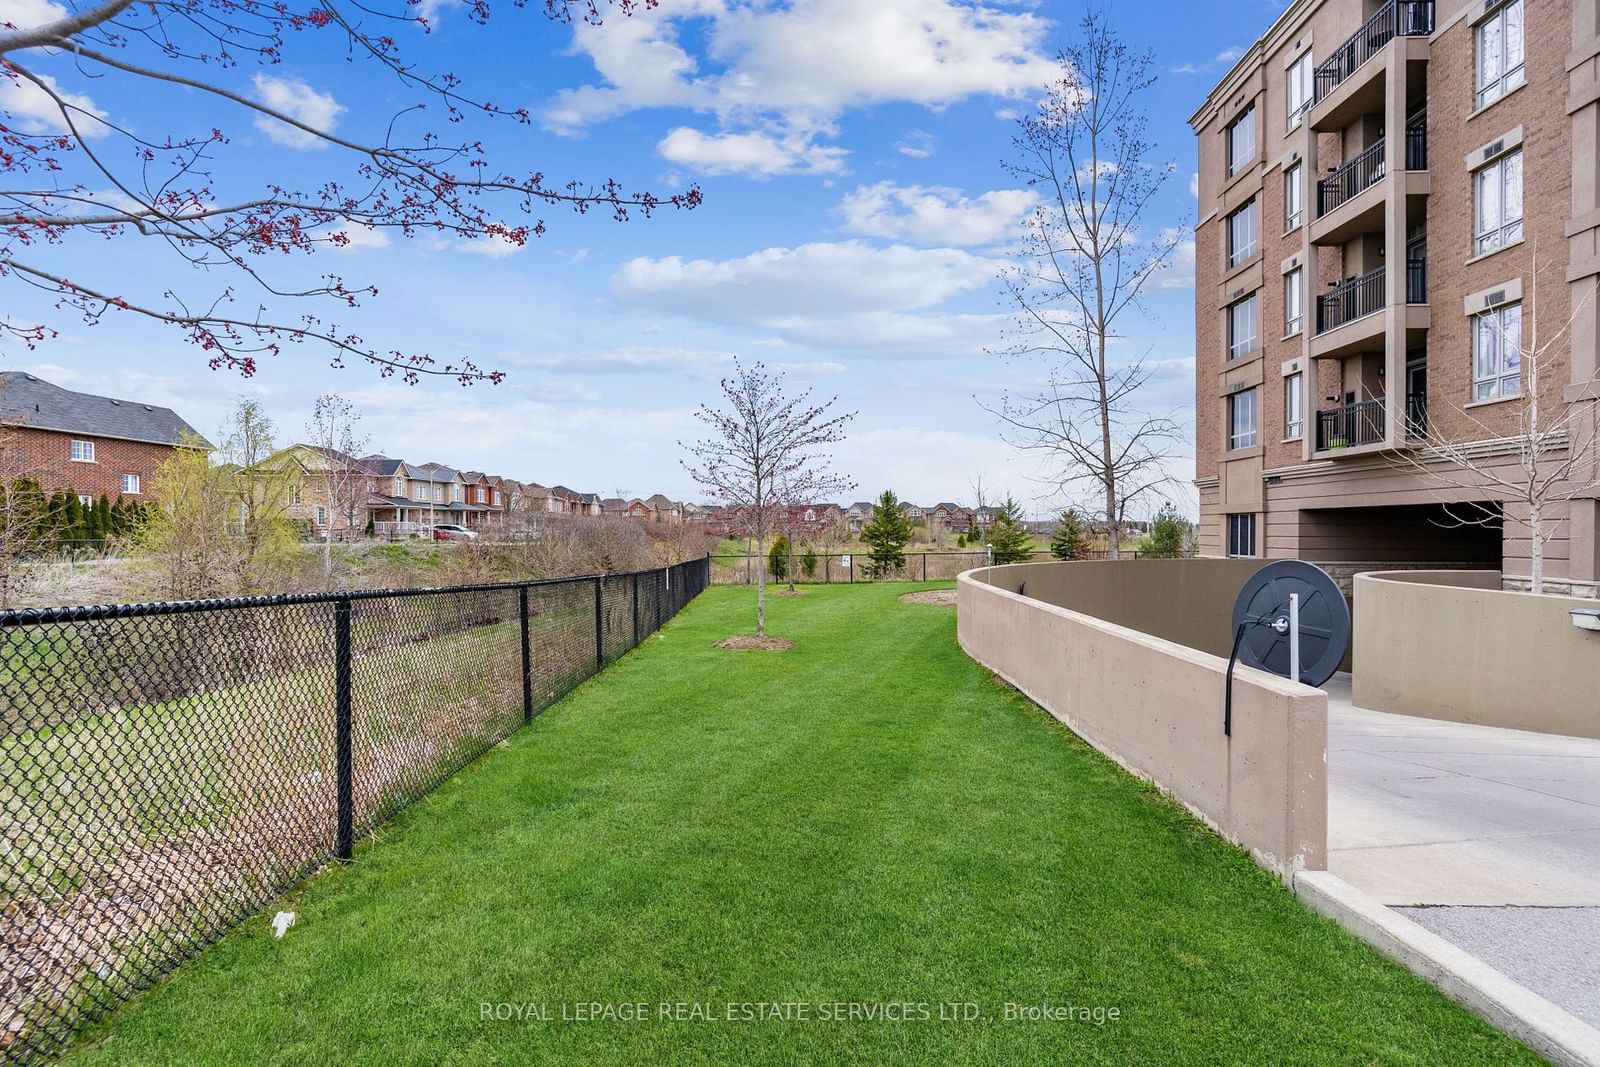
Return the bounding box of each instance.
[65,584,1536,1065]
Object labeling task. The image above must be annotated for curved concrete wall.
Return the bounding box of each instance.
[958,561,1327,880]
[1354,571,1600,739]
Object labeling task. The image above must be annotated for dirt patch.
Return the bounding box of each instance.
[773,588,809,597]
[899,589,957,607]
[714,635,795,651]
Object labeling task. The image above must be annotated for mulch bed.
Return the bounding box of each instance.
[898,589,957,607]
[713,635,795,651]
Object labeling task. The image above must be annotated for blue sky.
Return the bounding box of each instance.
[1,0,1291,515]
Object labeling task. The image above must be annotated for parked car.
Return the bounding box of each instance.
[431,524,478,541]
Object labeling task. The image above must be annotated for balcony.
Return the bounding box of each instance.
[1318,140,1385,218]
[1404,109,1427,171]
[1406,250,1427,304]
[1316,267,1384,335]
[1313,1,1435,103]
[1316,398,1386,452]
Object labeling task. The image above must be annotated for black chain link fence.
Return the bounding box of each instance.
[0,556,710,1064]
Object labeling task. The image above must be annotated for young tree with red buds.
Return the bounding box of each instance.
[0,0,699,383]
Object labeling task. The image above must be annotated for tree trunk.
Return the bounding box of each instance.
[755,517,766,636]
[1529,504,1544,595]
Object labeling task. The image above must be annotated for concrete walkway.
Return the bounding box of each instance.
[1325,672,1600,1028]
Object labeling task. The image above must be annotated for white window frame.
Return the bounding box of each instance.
[1285,372,1305,440]
[316,505,328,527]
[1286,53,1313,130]
[1229,295,1258,360]
[1227,198,1258,267]
[392,476,404,496]
[78,494,94,508]
[1284,269,1304,337]
[1227,513,1257,558]
[1227,106,1256,175]
[70,439,94,463]
[1476,0,1525,110]
[1473,302,1523,401]
[1228,388,1259,449]
[1474,148,1523,255]
[1284,164,1303,231]
[120,473,140,495]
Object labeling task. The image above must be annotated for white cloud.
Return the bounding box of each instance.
[505,345,844,378]
[455,236,524,259]
[329,224,391,252]
[1152,230,1195,291]
[894,130,936,159]
[836,182,1036,247]
[657,126,848,178]
[611,240,1007,355]
[1189,172,1199,199]
[0,0,66,28]
[252,74,345,149]
[0,70,108,137]
[545,0,1056,180]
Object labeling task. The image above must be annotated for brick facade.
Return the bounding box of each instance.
[0,426,180,502]
[1190,0,1600,593]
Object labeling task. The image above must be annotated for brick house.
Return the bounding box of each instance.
[0,371,209,505]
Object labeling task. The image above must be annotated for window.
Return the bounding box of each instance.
[1227,514,1258,558]
[1227,198,1258,267]
[434,485,444,502]
[286,483,301,507]
[491,489,500,506]
[1285,373,1305,439]
[1284,164,1303,231]
[120,473,140,495]
[1284,269,1304,336]
[315,506,327,526]
[1229,295,1258,359]
[1228,388,1258,449]
[1227,106,1256,175]
[78,494,93,508]
[1286,53,1313,129]
[393,476,404,496]
[1477,0,1525,109]
[1473,302,1523,401]
[1474,148,1523,255]
[70,439,94,462]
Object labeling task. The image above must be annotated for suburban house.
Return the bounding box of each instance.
[362,456,438,536]
[1192,0,1600,595]
[845,501,875,534]
[460,472,506,527]
[255,444,370,539]
[931,503,972,534]
[644,494,682,523]
[0,371,209,505]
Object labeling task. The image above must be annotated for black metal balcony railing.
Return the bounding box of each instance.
[1406,252,1427,304]
[1313,1,1436,103]
[1404,110,1427,170]
[1317,139,1385,217]
[1316,267,1385,334]
[1316,398,1386,450]
[1406,391,1428,438]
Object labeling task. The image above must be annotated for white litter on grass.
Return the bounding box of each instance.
[271,911,296,939]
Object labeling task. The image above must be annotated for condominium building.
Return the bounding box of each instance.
[1191,0,1600,594]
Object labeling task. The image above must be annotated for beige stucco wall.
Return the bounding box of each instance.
[1354,571,1600,739]
[958,561,1328,881]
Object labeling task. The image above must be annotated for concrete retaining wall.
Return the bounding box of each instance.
[1354,571,1600,739]
[957,561,1328,880]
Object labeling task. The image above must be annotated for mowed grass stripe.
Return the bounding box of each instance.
[65,584,1538,1066]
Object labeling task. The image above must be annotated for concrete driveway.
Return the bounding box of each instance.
[1324,672,1600,1027]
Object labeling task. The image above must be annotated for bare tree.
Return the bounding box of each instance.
[682,359,854,636]
[0,0,698,383]
[983,14,1184,558]
[1393,245,1598,595]
[223,397,299,586]
[307,394,370,583]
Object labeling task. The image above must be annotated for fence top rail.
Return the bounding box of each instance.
[0,556,709,628]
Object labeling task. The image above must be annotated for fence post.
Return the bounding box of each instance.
[520,586,532,724]
[923,553,927,582]
[593,576,604,671]
[632,571,640,645]
[334,596,354,862]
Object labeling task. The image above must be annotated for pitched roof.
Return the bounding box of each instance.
[0,371,210,448]
[359,454,407,477]
[645,493,676,509]
[413,462,461,481]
